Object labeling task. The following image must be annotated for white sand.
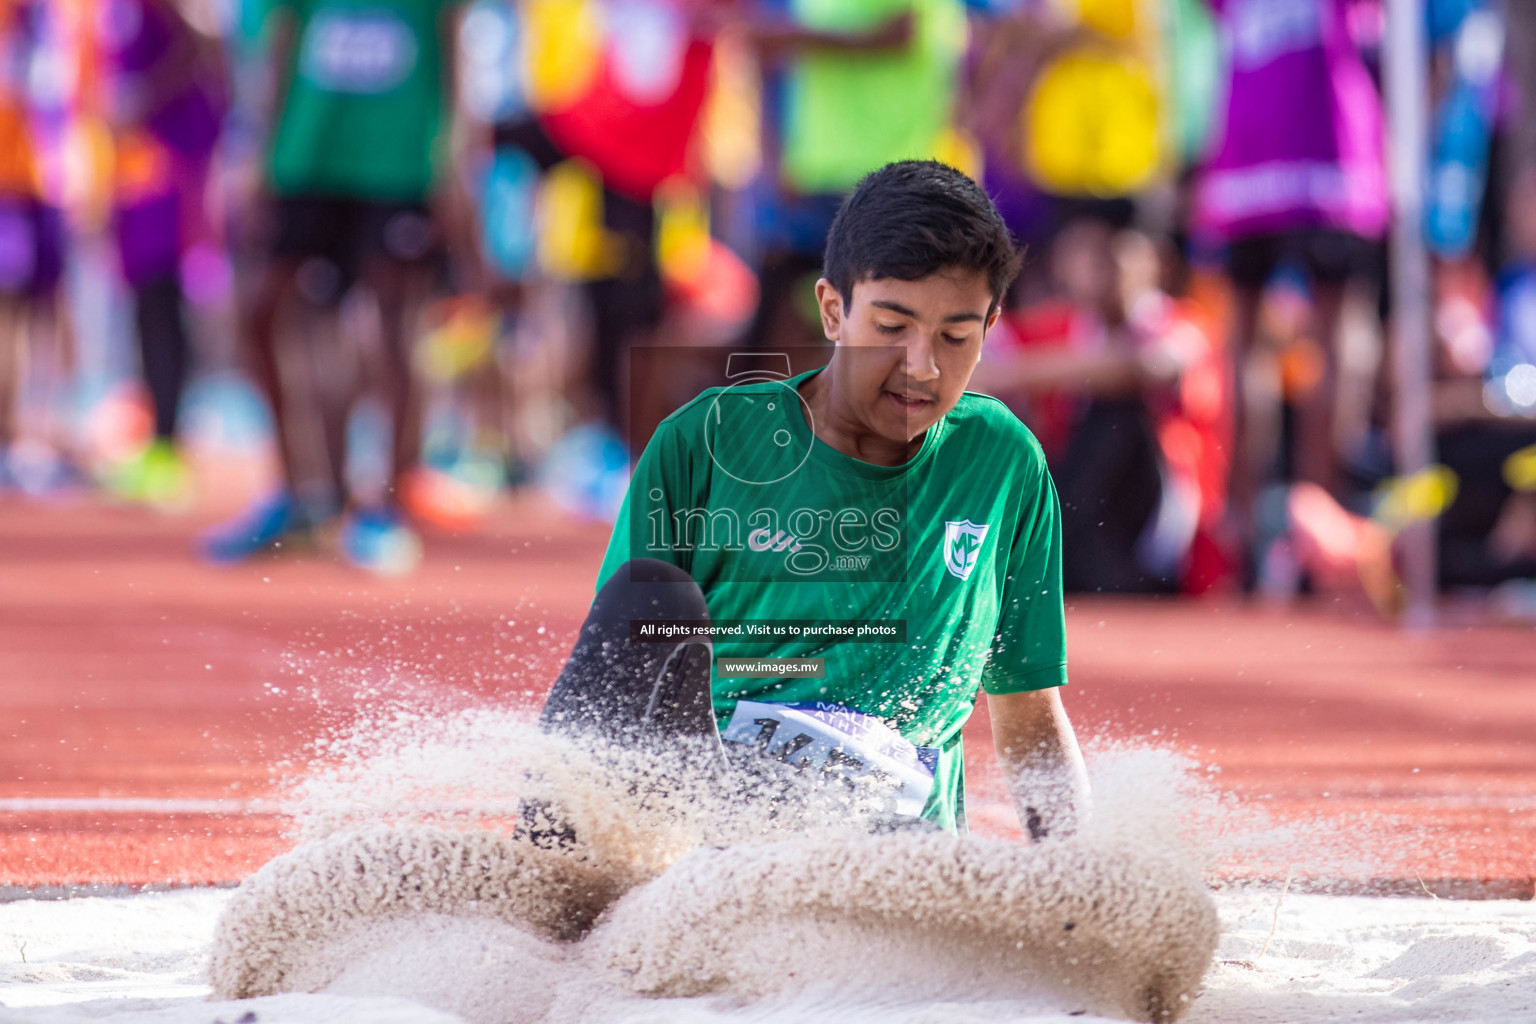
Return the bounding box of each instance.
[2,887,1532,1023]
[3,710,1530,1023]
[202,716,1228,1022]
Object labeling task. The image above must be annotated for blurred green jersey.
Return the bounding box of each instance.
[267,0,454,200]
[782,0,967,192]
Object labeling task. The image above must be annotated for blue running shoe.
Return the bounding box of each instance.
[199,491,301,564]
[537,422,630,522]
[339,506,423,576]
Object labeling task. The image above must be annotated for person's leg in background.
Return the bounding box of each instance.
[1221,234,1282,582]
[0,195,36,482]
[0,291,21,481]
[337,202,440,574]
[110,160,195,507]
[1293,278,1345,497]
[133,276,189,447]
[368,205,437,502]
[260,200,356,511]
[0,198,76,494]
[1294,230,1380,501]
[202,196,355,561]
[532,186,664,523]
[1055,398,1168,593]
[586,187,664,443]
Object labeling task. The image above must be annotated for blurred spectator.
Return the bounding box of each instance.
[202,0,468,573]
[97,0,229,509]
[741,0,965,350]
[483,0,725,521]
[1194,0,1388,582]
[528,0,718,437]
[395,0,538,533]
[972,216,1228,593]
[961,0,1082,284]
[0,0,73,496]
[1432,167,1536,590]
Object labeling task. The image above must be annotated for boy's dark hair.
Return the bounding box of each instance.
[823,160,1022,315]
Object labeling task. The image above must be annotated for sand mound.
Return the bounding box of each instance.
[208,711,1221,1022]
[309,913,584,1024]
[209,824,1216,1022]
[590,832,1217,1022]
[208,825,632,999]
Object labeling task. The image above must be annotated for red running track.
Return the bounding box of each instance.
[1,494,1532,896]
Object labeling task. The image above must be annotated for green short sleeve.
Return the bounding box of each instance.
[595,415,699,592]
[980,451,1068,694]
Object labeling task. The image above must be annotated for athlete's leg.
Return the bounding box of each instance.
[585,188,663,440]
[247,197,334,502]
[0,296,21,455]
[1056,398,1166,592]
[539,558,720,752]
[1223,234,1282,585]
[362,246,430,507]
[134,276,190,442]
[1295,230,1376,499]
[1293,279,1344,496]
[520,559,717,847]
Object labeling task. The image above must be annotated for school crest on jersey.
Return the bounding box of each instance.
[943,519,990,581]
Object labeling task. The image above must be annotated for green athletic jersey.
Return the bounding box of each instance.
[597,367,1067,832]
[267,0,453,200]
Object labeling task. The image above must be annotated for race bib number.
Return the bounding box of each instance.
[721,700,938,817]
[300,9,419,94]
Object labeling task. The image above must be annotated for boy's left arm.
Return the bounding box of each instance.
[986,686,1089,841]
[979,434,1089,841]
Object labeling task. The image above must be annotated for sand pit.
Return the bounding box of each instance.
[198,713,1222,1023]
[207,823,1216,1022]
[6,706,1529,1024]
[2,885,1533,1023]
[591,832,1217,1020]
[207,826,625,999]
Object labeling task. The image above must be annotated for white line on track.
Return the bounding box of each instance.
[0,798,279,814]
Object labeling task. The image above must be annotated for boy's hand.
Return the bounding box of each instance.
[986,686,1091,841]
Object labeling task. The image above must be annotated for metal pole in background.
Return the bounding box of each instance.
[1385,0,1437,628]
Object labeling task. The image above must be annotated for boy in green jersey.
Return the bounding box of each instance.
[533,161,1088,840]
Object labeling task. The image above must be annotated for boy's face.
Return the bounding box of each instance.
[815,269,998,444]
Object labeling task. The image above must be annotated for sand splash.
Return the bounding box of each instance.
[210,708,1223,1022]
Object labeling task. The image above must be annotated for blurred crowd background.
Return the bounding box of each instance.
[2,0,1536,614]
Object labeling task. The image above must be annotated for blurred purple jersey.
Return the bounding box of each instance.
[98,0,223,159]
[98,0,226,286]
[1196,0,1388,241]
